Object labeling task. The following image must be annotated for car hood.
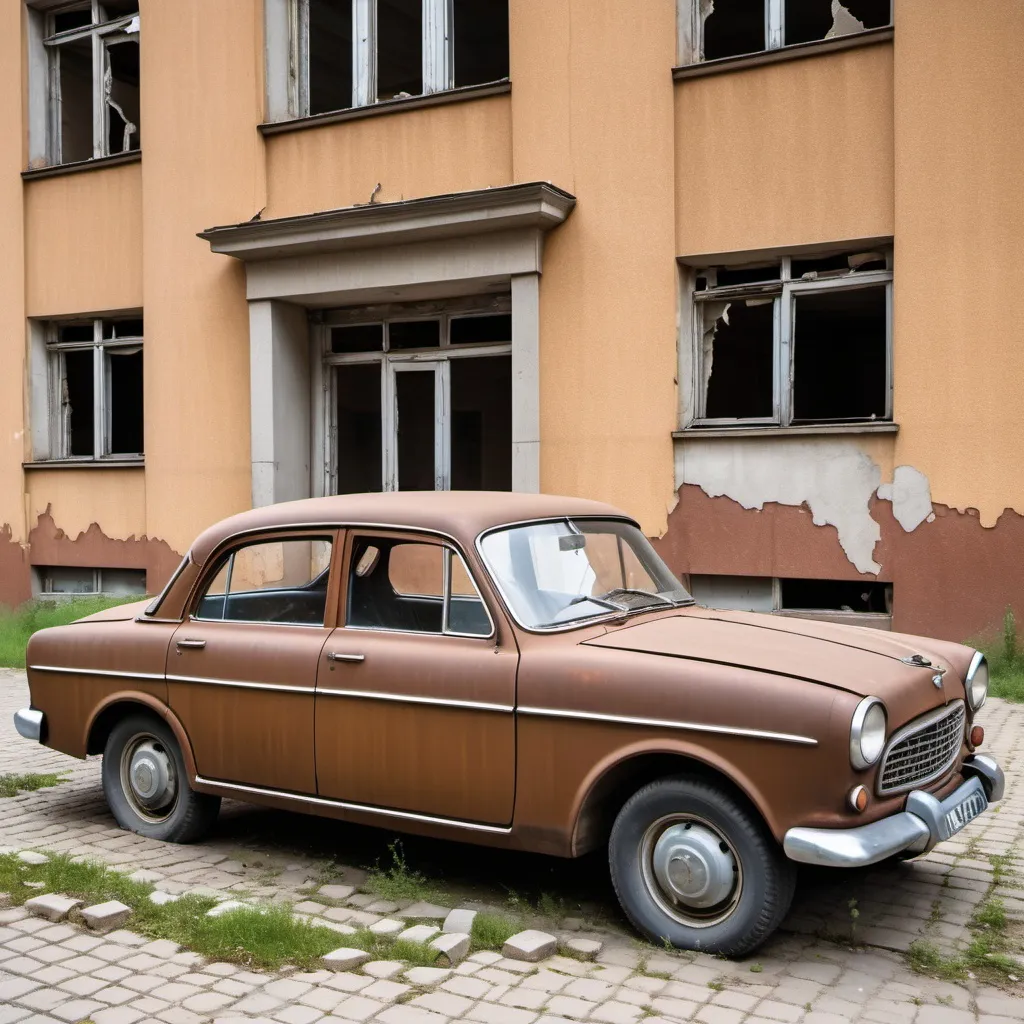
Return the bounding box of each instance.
[73,599,151,623]
[582,607,971,701]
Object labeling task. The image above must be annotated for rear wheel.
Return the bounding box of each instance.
[609,775,795,956]
[102,712,220,843]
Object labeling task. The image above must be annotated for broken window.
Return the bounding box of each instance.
[691,248,892,426]
[691,0,891,62]
[294,0,509,117]
[47,316,144,460]
[44,1,140,165]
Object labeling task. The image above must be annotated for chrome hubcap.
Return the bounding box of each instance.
[120,735,177,821]
[640,814,742,928]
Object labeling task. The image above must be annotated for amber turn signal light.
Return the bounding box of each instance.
[848,785,869,813]
[970,725,984,748]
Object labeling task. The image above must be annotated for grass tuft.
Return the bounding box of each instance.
[471,911,522,951]
[363,842,446,906]
[973,898,1007,931]
[0,772,68,798]
[971,607,1024,703]
[0,597,139,669]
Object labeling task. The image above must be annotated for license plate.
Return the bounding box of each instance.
[943,791,986,837]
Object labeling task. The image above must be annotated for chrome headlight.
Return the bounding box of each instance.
[850,697,887,770]
[966,651,988,711]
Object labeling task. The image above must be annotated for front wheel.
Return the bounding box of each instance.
[609,775,795,956]
[102,712,220,843]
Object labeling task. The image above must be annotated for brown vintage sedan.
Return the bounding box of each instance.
[15,492,1004,954]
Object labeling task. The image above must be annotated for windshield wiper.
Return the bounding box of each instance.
[599,588,675,608]
[566,594,627,612]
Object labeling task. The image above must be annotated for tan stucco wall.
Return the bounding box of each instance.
[892,1,1024,528]
[139,0,265,556]
[675,42,895,257]
[26,469,147,542]
[265,96,513,219]
[24,163,143,317]
[512,0,679,536]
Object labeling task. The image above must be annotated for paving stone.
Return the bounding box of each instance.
[59,934,105,953]
[443,908,478,934]
[181,990,236,1013]
[58,975,109,997]
[369,918,406,936]
[401,902,450,920]
[17,851,50,865]
[80,901,133,934]
[23,894,83,922]
[430,930,470,966]
[205,899,249,918]
[91,1008,147,1024]
[319,884,357,901]
[405,966,452,987]
[589,1001,643,1024]
[364,960,406,979]
[126,869,162,883]
[323,947,372,971]
[466,1002,542,1024]
[149,891,179,906]
[398,923,441,944]
[441,975,493,999]
[50,999,106,1023]
[546,995,597,1019]
[503,930,558,963]
[563,938,601,960]
[362,979,413,1003]
[411,990,473,1015]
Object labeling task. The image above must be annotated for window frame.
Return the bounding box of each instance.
[677,0,893,65]
[343,530,496,640]
[45,316,144,462]
[40,0,140,166]
[35,565,147,597]
[686,251,893,429]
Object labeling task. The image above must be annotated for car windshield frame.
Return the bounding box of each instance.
[477,516,694,633]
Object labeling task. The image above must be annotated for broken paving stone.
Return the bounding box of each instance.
[24,893,83,922]
[17,851,49,865]
[503,929,558,962]
[430,931,470,966]
[443,908,477,934]
[81,900,133,934]
[364,959,405,979]
[564,938,602,960]
[397,924,441,945]
[369,918,405,936]
[401,901,449,920]
[405,966,452,987]
[323,947,371,971]
[206,900,250,918]
[149,891,179,906]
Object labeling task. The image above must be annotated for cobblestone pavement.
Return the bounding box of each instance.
[1,668,1022,1024]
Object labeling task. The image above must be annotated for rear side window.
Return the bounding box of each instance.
[196,537,333,626]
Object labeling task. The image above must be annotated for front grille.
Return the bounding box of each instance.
[877,700,966,795]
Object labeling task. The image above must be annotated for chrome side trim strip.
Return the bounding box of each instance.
[167,675,313,694]
[517,706,818,746]
[316,688,513,713]
[29,664,165,681]
[193,776,513,834]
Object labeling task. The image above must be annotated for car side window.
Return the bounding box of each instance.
[195,537,333,626]
[347,537,491,636]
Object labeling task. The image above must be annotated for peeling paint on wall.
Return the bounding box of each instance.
[675,439,884,574]
[877,465,934,533]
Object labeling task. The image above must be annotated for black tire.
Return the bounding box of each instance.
[102,712,220,843]
[609,775,796,956]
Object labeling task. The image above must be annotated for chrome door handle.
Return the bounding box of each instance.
[327,652,364,663]
[175,639,207,650]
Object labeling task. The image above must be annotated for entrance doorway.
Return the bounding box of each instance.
[325,298,512,494]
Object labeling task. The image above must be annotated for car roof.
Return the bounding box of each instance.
[188,491,634,567]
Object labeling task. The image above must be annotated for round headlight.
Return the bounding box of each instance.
[966,652,988,711]
[850,697,887,770]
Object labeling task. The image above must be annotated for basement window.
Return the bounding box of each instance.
[689,248,892,427]
[293,0,509,116]
[42,1,140,165]
[46,316,144,460]
[686,0,891,63]
[34,566,147,597]
[690,574,893,627]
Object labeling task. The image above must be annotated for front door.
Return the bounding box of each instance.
[168,531,339,794]
[314,530,517,824]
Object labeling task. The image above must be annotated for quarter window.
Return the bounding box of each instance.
[347,537,491,636]
[196,538,333,626]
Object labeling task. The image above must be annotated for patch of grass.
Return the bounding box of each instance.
[471,911,522,951]
[707,980,724,992]
[363,842,445,906]
[0,772,68,798]
[748,963,763,973]
[971,608,1024,703]
[537,892,565,921]
[0,597,139,669]
[907,935,1020,987]
[973,898,1007,931]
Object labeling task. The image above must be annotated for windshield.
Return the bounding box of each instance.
[479,518,693,630]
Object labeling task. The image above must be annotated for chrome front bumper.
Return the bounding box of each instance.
[783,755,1005,869]
[14,708,45,742]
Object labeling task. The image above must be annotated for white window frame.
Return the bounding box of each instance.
[46,317,144,461]
[677,0,892,64]
[35,566,147,596]
[688,251,893,428]
[39,0,140,165]
[320,295,512,495]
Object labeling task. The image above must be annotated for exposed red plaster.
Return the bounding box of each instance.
[0,524,32,607]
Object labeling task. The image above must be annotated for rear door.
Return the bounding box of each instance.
[168,530,339,794]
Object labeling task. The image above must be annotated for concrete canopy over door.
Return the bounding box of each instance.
[200,183,576,507]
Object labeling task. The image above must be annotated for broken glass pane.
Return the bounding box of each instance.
[377,0,422,99]
[702,0,765,60]
[309,0,353,114]
[58,38,94,163]
[53,7,93,33]
[106,39,140,152]
[785,0,890,46]
[107,347,144,454]
[453,0,509,87]
[714,264,782,287]
[702,299,774,419]
[63,349,95,457]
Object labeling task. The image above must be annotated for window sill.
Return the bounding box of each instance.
[673,26,893,82]
[22,150,142,182]
[673,423,899,440]
[259,79,511,136]
[24,459,145,470]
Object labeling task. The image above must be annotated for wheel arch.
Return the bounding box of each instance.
[85,693,198,780]
[570,740,781,857]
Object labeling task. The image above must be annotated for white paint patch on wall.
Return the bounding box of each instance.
[877,465,935,533]
[675,438,884,574]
